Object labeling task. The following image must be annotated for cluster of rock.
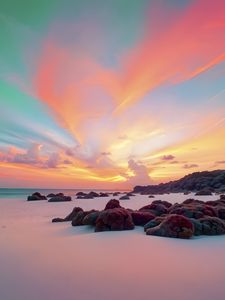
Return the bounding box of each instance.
[52,196,225,239]
[133,170,225,194]
[76,191,109,199]
[27,192,71,202]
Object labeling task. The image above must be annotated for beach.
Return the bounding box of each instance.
[1,191,225,300]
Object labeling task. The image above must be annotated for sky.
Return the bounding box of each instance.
[0,0,225,189]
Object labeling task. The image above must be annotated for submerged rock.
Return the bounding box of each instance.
[48,196,72,202]
[119,195,130,200]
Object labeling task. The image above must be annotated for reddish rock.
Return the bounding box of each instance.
[104,199,121,210]
[144,216,165,231]
[146,214,194,239]
[52,207,83,222]
[95,208,134,232]
[200,217,225,235]
[72,210,97,226]
[82,211,100,225]
[131,211,155,226]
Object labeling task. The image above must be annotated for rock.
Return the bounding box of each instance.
[195,189,212,196]
[131,211,155,226]
[119,195,130,200]
[182,198,204,205]
[151,200,172,208]
[184,191,191,195]
[220,195,225,200]
[82,211,100,225]
[148,195,155,198]
[146,214,194,239]
[200,217,225,235]
[55,192,64,197]
[51,207,83,223]
[64,207,83,221]
[76,192,86,196]
[99,192,109,197]
[104,199,121,210]
[48,196,72,202]
[126,192,135,197]
[113,192,120,196]
[52,217,65,223]
[144,216,165,231]
[27,192,47,201]
[218,208,225,220]
[189,218,203,236]
[95,208,135,232]
[72,210,96,226]
[139,203,167,216]
[88,191,99,198]
[47,193,56,198]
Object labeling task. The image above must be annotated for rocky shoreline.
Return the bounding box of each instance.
[133,170,225,194]
[51,195,225,239]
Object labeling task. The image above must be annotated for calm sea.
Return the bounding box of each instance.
[0,188,125,199]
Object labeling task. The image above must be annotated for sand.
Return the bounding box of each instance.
[1,192,225,300]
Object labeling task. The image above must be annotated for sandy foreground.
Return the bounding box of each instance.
[1,193,225,300]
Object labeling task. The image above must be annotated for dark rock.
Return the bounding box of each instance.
[64,207,83,221]
[146,214,194,239]
[148,195,155,198]
[195,190,212,196]
[82,211,100,225]
[104,199,121,210]
[76,192,86,196]
[119,195,130,200]
[88,191,99,198]
[131,211,155,226]
[72,210,96,226]
[182,198,204,205]
[27,192,47,201]
[113,192,120,196]
[48,196,72,202]
[139,203,167,216]
[200,217,225,235]
[151,200,172,208]
[95,208,135,232]
[47,193,56,198]
[51,207,83,223]
[189,218,203,236]
[144,216,165,231]
[52,217,65,223]
[55,192,64,197]
[99,192,109,197]
[126,192,135,197]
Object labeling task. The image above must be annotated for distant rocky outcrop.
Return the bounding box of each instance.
[133,170,225,194]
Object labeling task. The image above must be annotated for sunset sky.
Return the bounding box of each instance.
[0,0,225,189]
